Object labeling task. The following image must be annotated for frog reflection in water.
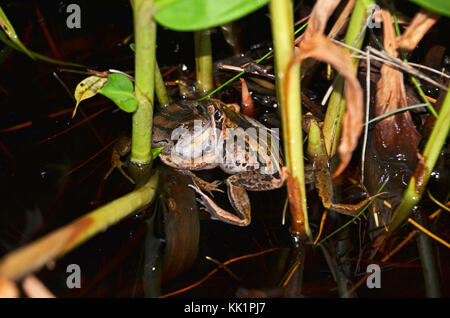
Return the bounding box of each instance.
[108,99,381,226]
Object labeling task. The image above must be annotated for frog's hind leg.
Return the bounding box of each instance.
[229,167,288,191]
[326,192,386,217]
[189,181,251,226]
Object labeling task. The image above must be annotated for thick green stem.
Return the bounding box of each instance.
[194,29,213,95]
[131,0,157,165]
[388,85,450,233]
[323,78,345,156]
[322,0,373,156]
[0,172,159,281]
[269,0,310,239]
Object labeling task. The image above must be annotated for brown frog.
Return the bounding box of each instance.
[151,99,288,226]
[108,99,382,226]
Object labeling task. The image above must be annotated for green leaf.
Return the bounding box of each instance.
[151,147,164,159]
[98,73,138,113]
[0,6,35,59]
[154,0,269,31]
[408,0,450,16]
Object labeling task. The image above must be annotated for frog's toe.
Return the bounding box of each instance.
[193,179,224,197]
[204,180,224,196]
[104,155,134,184]
[118,166,135,184]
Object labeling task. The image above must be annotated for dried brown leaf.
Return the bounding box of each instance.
[327,0,355,40]
[397,10,440,51]
[302,0,341,38]
[296,0,363,176]
[375,10,421,165]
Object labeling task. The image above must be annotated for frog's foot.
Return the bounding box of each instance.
[104,153,135,184]
[189,182,251,227]
[327,192,387,217]
[180,170,224,197]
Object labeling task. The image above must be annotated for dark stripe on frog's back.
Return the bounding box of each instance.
[221,105,256,130]
[153,100,207,132]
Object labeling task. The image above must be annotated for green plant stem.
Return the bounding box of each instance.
[364,103,428,125]
[194,29,214,95]
[155,62,170,107]
[198,21,308,101]
[0,172,159,281]
[388,84,450,234]
[269,0,310,239]
[131,0,157,165]
[322,0,373,156]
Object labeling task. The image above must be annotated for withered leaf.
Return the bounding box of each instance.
[73,76,108,118]
[296,0,363,176]
[375,9,421,166]
[397,10,440,51]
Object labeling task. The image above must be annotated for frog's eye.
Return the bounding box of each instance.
[214,109,221,121]
[195,104,204,115]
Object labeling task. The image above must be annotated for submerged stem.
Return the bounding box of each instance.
[388,84,450,233]
[413,212,442,297]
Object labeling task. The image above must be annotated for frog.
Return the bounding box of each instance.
[107,99,383,226]
[151,99,289,226]
[104,135,134,184]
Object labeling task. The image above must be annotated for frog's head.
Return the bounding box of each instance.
[152,100,221,167]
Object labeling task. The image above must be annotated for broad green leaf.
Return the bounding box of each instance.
[154,0,269,31]
[73,76,108,117]
[151,146,164,159]
[98,73,138,113]
[0,6,34,59]
[408,0,450,16]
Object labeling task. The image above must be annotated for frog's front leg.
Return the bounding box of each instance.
[104,136,135,184]
[179,170,223,196]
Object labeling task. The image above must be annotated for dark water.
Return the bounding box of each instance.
[0,0,448,298]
